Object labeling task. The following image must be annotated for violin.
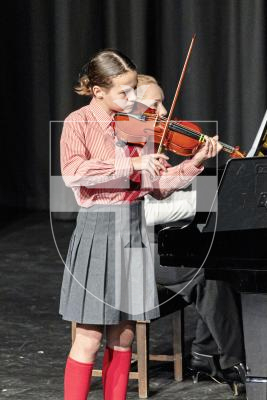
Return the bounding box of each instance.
[114,104,245,159]
[114,35,245,159]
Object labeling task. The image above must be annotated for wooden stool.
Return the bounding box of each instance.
[131,309,184,398]
[71,306,184,399]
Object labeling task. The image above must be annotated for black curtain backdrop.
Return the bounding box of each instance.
[1,0,266,210]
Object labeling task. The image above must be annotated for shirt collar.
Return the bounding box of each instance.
[87,97,114,131]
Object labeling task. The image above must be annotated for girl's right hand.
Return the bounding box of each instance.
[131,153,169,176]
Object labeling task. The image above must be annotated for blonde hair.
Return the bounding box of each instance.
[137,74,158,86]
[75,49,137,96]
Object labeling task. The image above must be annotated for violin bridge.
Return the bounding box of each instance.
[157,144,166,154]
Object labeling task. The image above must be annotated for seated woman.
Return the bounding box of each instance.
[137,74,246,390]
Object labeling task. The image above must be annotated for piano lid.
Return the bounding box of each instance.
[203,157,267,233]
[246,110,267,157]
[199,112,267,233]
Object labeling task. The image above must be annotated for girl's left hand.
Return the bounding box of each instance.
[191,135,223,168]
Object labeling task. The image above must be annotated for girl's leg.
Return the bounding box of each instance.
[64,323,103,400]
[103,321,136,400]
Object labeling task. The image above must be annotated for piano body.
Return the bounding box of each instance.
[158,111,267,400]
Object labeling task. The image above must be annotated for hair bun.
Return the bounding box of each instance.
[81,75,90,86]
[74,74,92,96]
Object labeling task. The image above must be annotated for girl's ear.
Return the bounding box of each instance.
[92,85,105,99]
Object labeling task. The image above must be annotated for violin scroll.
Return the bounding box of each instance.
[229,147,246,159]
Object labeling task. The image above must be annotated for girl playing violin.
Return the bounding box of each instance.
[59,48,222,400]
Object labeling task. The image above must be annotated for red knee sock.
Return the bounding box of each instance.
[102,346,113,389]
[102,346,132,400]
[64,356,94,400]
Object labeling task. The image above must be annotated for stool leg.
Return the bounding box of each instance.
[136,321,149,398]
[71,321,76,345]
[173,310,183,382]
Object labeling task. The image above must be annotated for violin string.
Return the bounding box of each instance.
[145,114,205,141]
[158,116,236,152]
[144,114,236,153]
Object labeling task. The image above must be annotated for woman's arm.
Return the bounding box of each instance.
[144,190,196,226]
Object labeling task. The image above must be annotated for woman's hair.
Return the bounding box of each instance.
[75,49,137,96]
[137,74,158,86]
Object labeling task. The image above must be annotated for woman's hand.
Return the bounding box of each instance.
[131,153,169,176]
[191,135,223,168]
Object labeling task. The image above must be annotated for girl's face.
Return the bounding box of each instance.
[138,83,167,117]
[93,71,138,114]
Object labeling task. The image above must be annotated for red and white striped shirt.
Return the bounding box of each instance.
[60,97,203,207]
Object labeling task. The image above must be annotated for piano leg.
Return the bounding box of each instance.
[241,294,267,400]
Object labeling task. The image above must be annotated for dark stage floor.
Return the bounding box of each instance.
[0,211,246,399]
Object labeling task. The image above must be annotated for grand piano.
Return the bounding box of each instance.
[158,111,267,400]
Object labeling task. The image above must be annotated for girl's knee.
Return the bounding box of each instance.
[74,324,103,353]
[107,322,136,348]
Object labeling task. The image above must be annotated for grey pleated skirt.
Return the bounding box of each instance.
[59,201,160,325]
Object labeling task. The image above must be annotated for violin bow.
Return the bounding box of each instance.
[157,34,196,154]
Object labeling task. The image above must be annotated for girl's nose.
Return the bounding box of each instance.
[128,89,137,102]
